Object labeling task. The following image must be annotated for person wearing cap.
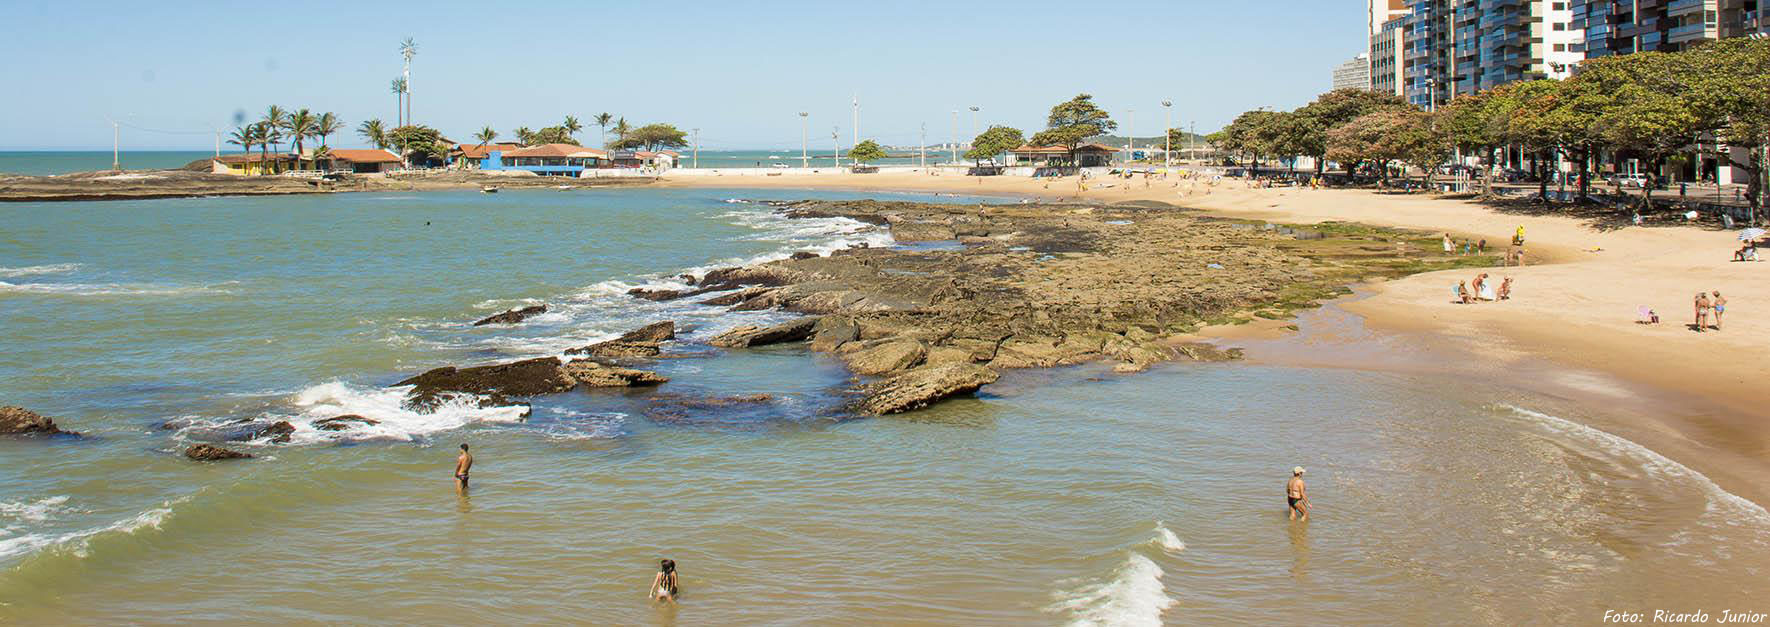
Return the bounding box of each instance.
[1287,467,1309,521]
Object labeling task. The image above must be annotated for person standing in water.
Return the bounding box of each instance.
[650,559,679,603]
[1288,467,1309,521]
[454,443,473,491]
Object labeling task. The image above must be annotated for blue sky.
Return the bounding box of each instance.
[0,1,1366,150]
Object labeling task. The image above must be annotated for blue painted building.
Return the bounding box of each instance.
[480,143,608,176]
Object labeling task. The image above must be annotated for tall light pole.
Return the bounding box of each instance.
[950,110,958,164]
[1127,109,1135,163]
[1190,121,1197,164]
[851,94,859,153]
[112,120,120,171]
[832,126,841,169]
[692,127,700,168]
[799,112,809,168]
[1162,100,1172,168]
[968,106,980,149]
[919,123,927,168]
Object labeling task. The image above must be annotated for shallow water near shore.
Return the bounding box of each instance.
[3,189,1766,623]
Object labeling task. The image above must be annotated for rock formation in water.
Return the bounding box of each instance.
[395,356,666,412]
[859,363,1000,414]
[472,304,548,326]
[314,415,381,431]
[0,406,79,436]
[566,321,677,360]
[185,444,253,461]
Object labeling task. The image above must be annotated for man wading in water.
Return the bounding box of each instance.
[1288,467,1309,521]
[455,443,473,493]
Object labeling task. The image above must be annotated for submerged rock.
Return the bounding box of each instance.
[627,288,685,302]
[707,317,820,348]
[314,415,381,431]
[252,421,296,444]
[859,363,999,415]
[185,444,253,461]
[472,304,548,326]
[615,320,676,343]
[0,406,78,436]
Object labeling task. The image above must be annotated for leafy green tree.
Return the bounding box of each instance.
[1028,93,1116,166]
[528,126,576,145]
[561,116,583,141]
[284,108,318,167]
[1437,91,1506,193]
[1394,109,1451,189]
[610,124,690,151]
[513,126,535,146]
[1327,109,1410,183]
[964,125,1024,166]
[262,105,289,153]
[357,119,388,150]
[388,125,447,166]
[251,122,276,170]
[608,117,632,148]
[848,139,888,164]
[1687,37,1770,222]
[474,126,498,147]
[1296,88,1410,175]
[1584,51,1705,210]
[1485,80,1565,201]
[227,125,256,158]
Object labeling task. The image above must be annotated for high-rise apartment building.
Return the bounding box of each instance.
[1334,53,1374,90]
[1393,0,1587,109]
[1371,17,1408,96]
[1572,0,1767,57]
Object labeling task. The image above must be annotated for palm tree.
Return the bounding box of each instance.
[358,119,387,150]
[474,126,498,147]
[562,115,583,142]
[513,126,535,146]
[262,105,289,153]
[253,122,278,174]
[227,126,257,169]
[315,112,342,147]
[285,109,318,167]
[310,145,333,172]
[399,38,417,125]
[594,113,613,146]
[390,78,407,126]
[610,117,631,149]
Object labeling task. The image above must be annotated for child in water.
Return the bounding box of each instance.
[651,559,679,603]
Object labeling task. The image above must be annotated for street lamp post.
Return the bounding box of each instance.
[833,126,841,169]
[920,123,927,169]
[950,110,958,165]
[1162,100,1172,168]
[692,128,699,168]
[968,106,979,150]
[799,112,809,169]
[1127,109,1135,163]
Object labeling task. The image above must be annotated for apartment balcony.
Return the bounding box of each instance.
[1667,21,1719,43]
[1666,0,1714,16]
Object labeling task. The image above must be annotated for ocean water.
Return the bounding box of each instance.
[2,189,1766,624]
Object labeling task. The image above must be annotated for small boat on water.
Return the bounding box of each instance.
[555,185,572,190]
[481,186,499,193]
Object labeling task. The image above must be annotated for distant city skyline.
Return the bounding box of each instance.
[1,1,1367,150]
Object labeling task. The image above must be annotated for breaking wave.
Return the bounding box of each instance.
[1047,553,1176,627]
[0,263,80,278]
[0,280,232,297]
[172,382,529,447]
[0,497,185,562]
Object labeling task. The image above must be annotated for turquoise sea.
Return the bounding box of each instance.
[2,188,1767,623]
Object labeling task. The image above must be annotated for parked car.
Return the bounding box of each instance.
[1614,173,1649,188]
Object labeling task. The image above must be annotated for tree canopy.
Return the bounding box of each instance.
[1029,93,1116,152]
[965,125,1025,164]
[608,123,690,151]
[848,139,888,164]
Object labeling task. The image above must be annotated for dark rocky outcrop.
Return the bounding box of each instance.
[565,321,676,360]
[647,393,773,408]
[707,317,820,348]
[473,304,548,326]
[231,420,295,443]
[396,357,666,411]
[314,415,381,431]
[185,444,253,461]
[790,251,821,260]
[615,321,676,343]
[859,364,999,415]
[0,406,77,436]
[627,288,685,301]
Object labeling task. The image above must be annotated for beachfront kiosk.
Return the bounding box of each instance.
[481,143,608,176]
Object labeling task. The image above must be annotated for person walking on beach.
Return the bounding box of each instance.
[650,559,680,603]
[454,443,473,491]
[1711,291,1726,331]
[1694,293,1711,332]
[1443,233,1454,254]
[1287,467,1309,521]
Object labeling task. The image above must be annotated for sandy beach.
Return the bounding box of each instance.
[657,169,1770,487]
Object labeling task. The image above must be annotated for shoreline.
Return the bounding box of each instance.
[0,169,655,202]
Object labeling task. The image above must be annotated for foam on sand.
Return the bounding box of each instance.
[1046,552,1176,627]
[1503,405,1770,528]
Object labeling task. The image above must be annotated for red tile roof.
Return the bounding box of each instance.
[326,149,402,163]
[502,143,608,159]
[454,143,524,159]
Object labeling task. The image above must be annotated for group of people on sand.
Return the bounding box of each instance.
[1693,291,1728,332]
[455,443,684,603]
[1456,272,1512,304]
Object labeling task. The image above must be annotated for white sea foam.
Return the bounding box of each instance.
[0,498,183,562]
[0,280,229,297]
[0,263,80,278]
[271,382,529,445]
[1503,405,1770,528]
[0,496,75,524]
[1151,522,1186,554]
[1047,553,1176,627]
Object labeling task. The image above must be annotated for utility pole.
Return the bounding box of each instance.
[692,128,699,168]
[950,110,958,164]
[799,112,809,169]
[213,129,221,158]
[919,123,926,168]
[1162,100,1172,168]
[968,106,980,149]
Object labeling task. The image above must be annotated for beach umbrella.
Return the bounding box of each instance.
[1739,227,1766,241]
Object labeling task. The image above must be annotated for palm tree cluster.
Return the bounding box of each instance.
[226,105,345,173]
[501,115,601,147]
